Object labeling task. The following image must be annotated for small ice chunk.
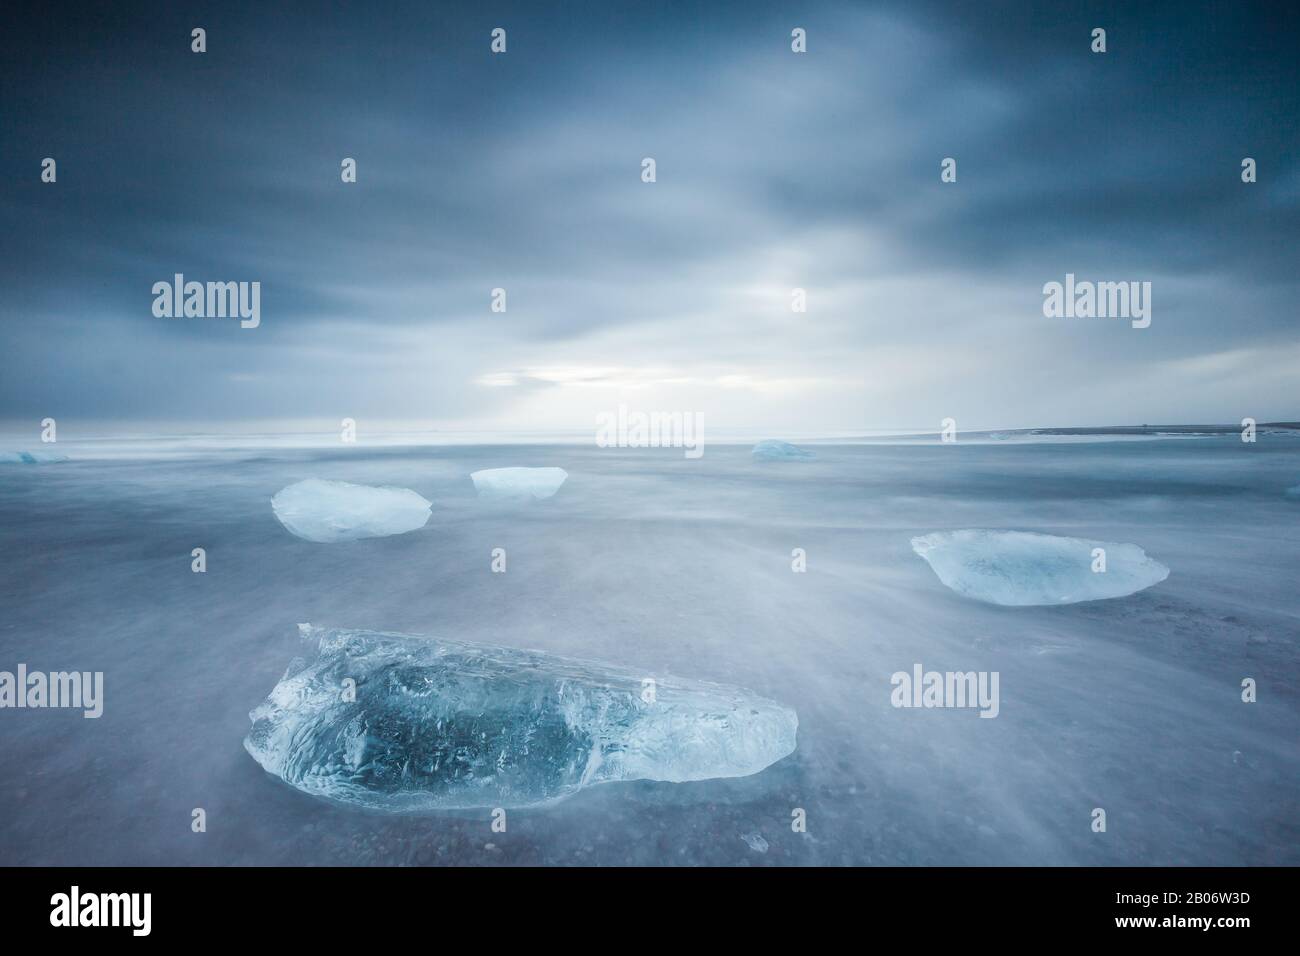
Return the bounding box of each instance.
[470,466,567,500]
[751,440,815,461]
[0,451,69,464]
[911,529,1169,606]
[244,625,798,811]
[741,832,770,853]
[271,479,430,543]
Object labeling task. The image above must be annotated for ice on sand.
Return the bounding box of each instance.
[911,529,1169,606]
[271,479,430,543]
[470,466,567,500]
[244,625,798,811]
[751,440,815,461]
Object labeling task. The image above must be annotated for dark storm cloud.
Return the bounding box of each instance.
[1,0,1297,426]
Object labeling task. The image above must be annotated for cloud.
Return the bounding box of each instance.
[1,0,1296,429]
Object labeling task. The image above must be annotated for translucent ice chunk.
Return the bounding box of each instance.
[911,529,1169,606]
[244,625,798,811]
[751,440,815,461]
[469,466,567,500]
[0,451,69,463]
[270,479,430,543]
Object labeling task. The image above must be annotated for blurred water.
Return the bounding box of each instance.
[0,436,1296,865]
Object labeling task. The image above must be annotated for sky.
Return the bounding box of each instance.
[2,0,1297,435]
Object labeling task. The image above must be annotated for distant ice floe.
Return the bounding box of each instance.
[751,440,815,461]
[0,451,69,464]
[244,624,799,811]
[911,529,1169,606]
[271,478,430,543]
[470,466,567,500]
